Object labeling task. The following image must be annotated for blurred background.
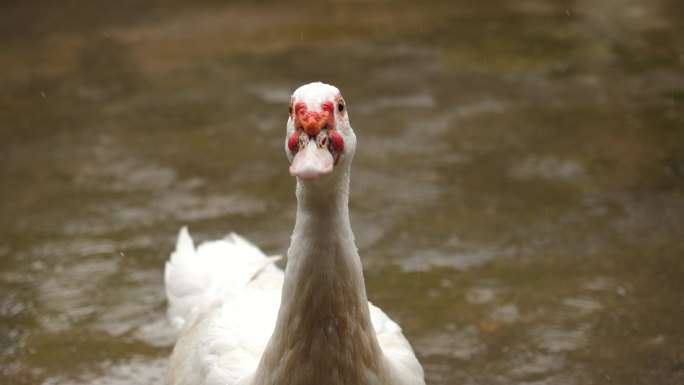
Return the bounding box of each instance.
[1,0,683,384]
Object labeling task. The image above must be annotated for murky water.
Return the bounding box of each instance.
[1,1,683,384]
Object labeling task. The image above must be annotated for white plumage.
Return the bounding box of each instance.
[164,82,425,385]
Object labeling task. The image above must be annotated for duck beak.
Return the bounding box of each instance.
[289,138,334,181]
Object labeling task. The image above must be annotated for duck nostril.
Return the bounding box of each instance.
[298,131,309,151]
[319,135,329,148]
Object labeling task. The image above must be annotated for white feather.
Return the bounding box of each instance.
[164,227,280,330]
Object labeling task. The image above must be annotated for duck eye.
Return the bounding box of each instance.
[289,106,293,114]
[337,102,345,112]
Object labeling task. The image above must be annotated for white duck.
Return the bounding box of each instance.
[164,82,425,385]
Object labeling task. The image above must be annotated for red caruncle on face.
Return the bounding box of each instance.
[287,99,345,165]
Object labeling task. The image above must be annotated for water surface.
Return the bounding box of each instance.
[1,1,683,384]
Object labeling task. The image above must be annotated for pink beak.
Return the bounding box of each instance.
[289,140,334,181]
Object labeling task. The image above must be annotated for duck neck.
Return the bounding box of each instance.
[256,169,384,385]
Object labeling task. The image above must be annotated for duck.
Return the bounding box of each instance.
[164,82,425,385]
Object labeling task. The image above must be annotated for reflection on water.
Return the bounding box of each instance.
[1,0,683,384]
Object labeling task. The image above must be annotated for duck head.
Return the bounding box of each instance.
[285,82,356,182]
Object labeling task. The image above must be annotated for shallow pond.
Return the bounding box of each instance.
[1,1,683,384]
